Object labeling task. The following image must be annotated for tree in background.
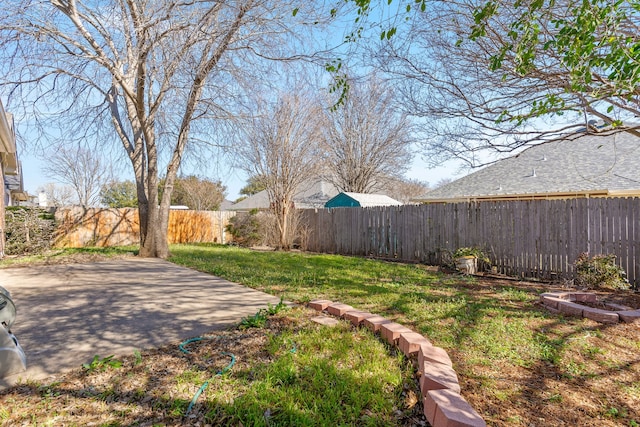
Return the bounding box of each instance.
[322,77,413,193]
[366,0,640,167]
[100,180,138,208]
[37,183,76,208]
[172,176,226,211]
[42,145,111,208]
[235,93,325,250]
[1,1,331,258]
[434,177,453,189]
[387,178,430,204]
[239,175,267,196]
[470,0,640,131]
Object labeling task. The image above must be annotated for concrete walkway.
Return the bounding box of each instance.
[0,258,282,390]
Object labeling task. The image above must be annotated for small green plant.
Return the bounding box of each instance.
[264,297,287,315]
[453,247,489,263]
[239,297,287,329]
[574,253,629,290]
[82,355,123,372]
[239,311,268,329]
[606,407,620,418]
[133,349,143,365]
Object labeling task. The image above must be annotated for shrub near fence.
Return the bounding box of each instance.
[4,206,56,255]
[54,207,235,248]
[300,197,640,288]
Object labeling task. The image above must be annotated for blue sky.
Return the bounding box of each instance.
[9,1,468,201]
[18,141,464,201]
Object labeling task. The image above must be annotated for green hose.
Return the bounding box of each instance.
[179,337,236,415]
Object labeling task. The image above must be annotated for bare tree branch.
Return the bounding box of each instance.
[235,92,325,249]
[0,0,336,257]
[322,76,414,193]
[370,0,640,167]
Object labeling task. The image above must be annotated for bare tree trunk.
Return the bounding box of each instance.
[276,202,291,250]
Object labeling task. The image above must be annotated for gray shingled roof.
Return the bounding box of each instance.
[340,192,403,207]
[231,179,339,211]
[420,130,640,201]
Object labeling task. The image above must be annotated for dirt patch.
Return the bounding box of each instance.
[580,292,640,310]
[452,275,640,427]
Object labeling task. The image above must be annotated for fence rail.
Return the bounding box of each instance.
[300,198,640,288]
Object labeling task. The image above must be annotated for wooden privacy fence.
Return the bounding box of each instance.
[54,207,236,248]
[300,197,640,288]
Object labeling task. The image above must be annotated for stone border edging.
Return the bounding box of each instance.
[540,292,640,324]
[308,299,486,427]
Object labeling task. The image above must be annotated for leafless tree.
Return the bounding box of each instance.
[0,0,333,258]
[322,77,414,193]
[433,177,453,189]
[172,175,226,211]
[374,0,640,167]
[236,93,325,250]
[42,145,111,208]
[383,177,429,203]
[37,183,76,207]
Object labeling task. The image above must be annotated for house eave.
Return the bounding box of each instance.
[0,104,18,174]
[11,190,28,202]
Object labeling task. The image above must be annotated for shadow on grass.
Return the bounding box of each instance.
[469,314,640,426]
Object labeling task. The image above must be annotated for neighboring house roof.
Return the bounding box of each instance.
[231,190,269,211]
[218,199,235,211]
[231,179,340,211]
[417,129,640,202]
[325,192,403,208]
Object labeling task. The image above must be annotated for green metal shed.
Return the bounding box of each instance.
[324,192,402,208]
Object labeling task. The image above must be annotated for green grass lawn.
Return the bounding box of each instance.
[169,243,544,361]
[169,243,640,426]
[2,244,637,426]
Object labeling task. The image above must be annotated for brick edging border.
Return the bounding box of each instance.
[308,299,486,427]
[540,292,640,324]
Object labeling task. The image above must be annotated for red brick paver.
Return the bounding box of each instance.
[425,389,487,427]
[343,311,375,326]
[572,292,598,303]
[581,306,619,323]
[418,344,453,370]
[380,322,413,345]
[540,295,565,309]
[326,303,354,317]
[618,309,640,324]
[399,332,432,357]
[308,300,332,311]
[557,300,584,317]
[420,363,461,394]
[362,315,392,332]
